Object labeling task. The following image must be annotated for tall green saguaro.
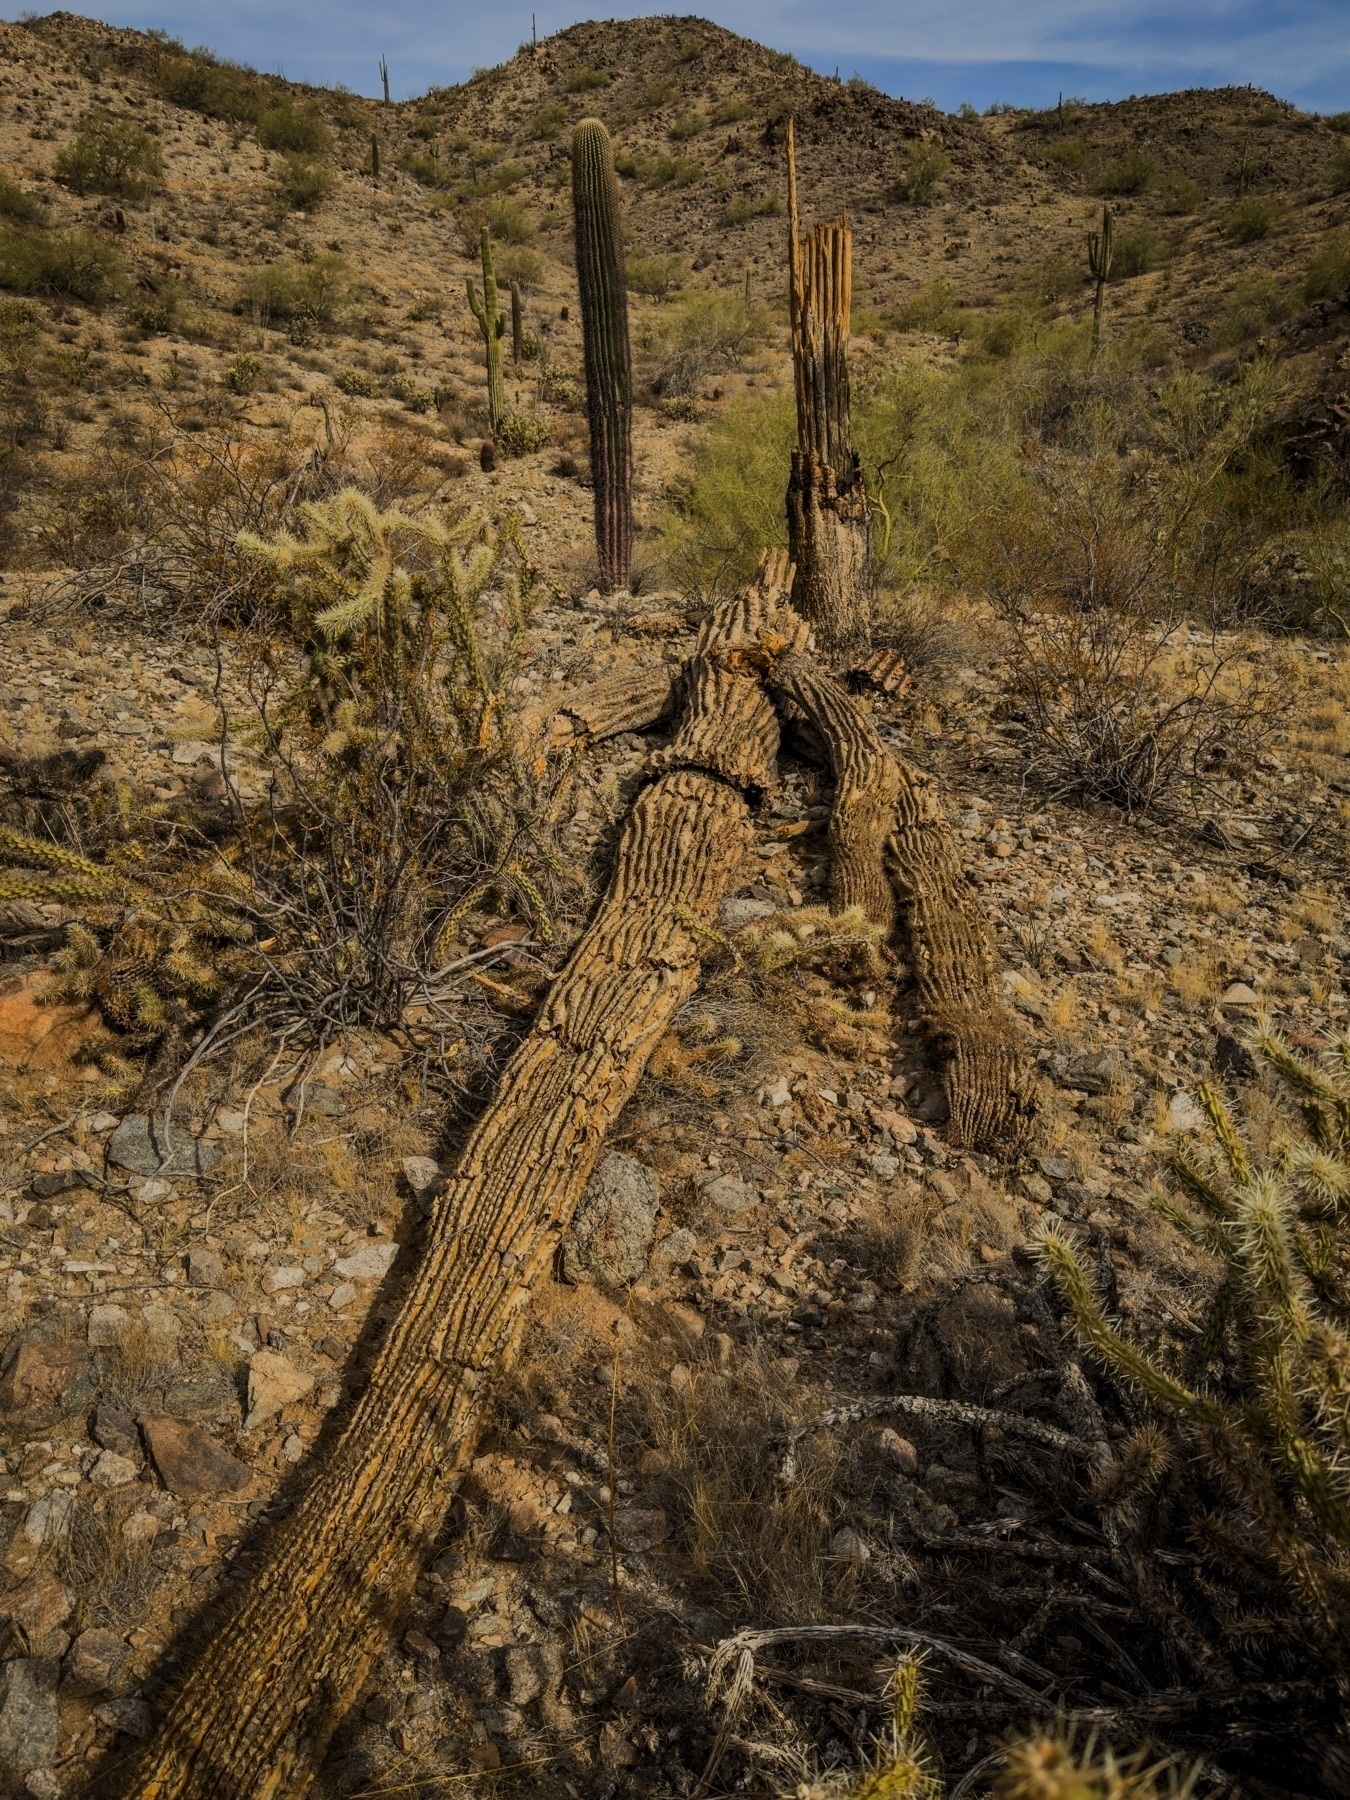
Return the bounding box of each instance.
[1088,205,1113,359]
[571,118,632,593]
[466,227,506,433]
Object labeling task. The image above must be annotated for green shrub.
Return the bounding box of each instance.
[0,225,123,303]
[538,367,582,409]
[711,97,748,126]
[1047,137,1090,172]
[1306,229,1350,301]
[1158,173,1204,214]
[256,99,328,155]
[720,190,780,226]
[399,149,452,189]
[979,309,1029,357]
[1096,146,1154,195]
[668,110,705,142]
[127,279,180,333]
[0,173,41,224]
[566,66,609,93]
[55,110,163,196]
[614,149,698,188]
[895,140,949,204]
[1326,111,1350,133]
[627,251,684,298]
[529,101,568,141]
[334,367,377,397]
[643,78,675,109]
[645,289,771,395]
[242,254,346,323]
[1219,271,1296,342]
[275,154,333,213]
[494,245,543,288]
[1332,143,1350,193]
[1021,253,1083,308]
[659,387,794,594]
[1111,225,1165,278]
[1226,195,1278,242]
[496,409,551,456]
[224,351,265,393]
[892,277,965,333]
[483,198,535,244]
[155,50,263,122]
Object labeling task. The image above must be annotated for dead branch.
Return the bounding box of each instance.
[778,1393,1097,1475]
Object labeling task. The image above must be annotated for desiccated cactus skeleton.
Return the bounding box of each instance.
[120,550,1028,1797]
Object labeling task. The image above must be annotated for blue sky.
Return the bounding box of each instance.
[14,2,1349,114]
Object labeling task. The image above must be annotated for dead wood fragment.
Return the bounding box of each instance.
[119,559,802,1800]
[779,1392,1094,1470]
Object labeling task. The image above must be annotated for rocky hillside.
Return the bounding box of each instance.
[0,12,1345,1800]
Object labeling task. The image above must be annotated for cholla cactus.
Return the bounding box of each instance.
[1039,1029,1350,1655]
[995,1730,1198,1800]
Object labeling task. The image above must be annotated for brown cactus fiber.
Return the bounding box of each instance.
[114,559,801,1800]
[571,117,633,593]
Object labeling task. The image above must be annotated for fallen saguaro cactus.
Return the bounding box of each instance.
[768,649,1034,1149]
[120,557,805,1800]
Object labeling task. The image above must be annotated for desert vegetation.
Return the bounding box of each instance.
[0,11,1344,1800]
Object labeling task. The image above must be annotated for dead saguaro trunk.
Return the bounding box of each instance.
[768,651,1034,1150]
[118,563,800,1800]
[784,117,871,663]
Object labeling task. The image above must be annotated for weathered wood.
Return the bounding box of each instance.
[784,119,870,662]
[119,564,799,1800]
[765,650,1033,1149]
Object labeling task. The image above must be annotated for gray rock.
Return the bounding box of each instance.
[1037,1154,1076,1187]
[653,1227,697,1267]
[0,1340,95,1425]
[561,1153,660,1284]
[106,1115,220,1178]
[1065,1050,1124,1095]
[187,1247,224,1286]
[140,1415,251,1499]
[92,1694,153,1739]
[717,897,775,932]
[0,1659,58,1774]
[62,1628,129,1697]
[91,1405,141,1460]
[696,1172,757,1214]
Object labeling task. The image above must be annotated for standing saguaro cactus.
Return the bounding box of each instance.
[1088,205,1113,359]
[571,118,632,593]
[369,133,380,184]
[510,278,524,367]
[379,54,390,105]
[466,226,506,434]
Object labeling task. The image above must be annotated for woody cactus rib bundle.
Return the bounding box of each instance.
[1039,1029,1350,1659]
[571,117,632,592]
[466,225,506,433]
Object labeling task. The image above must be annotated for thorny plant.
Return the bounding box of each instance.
[0,489,586,1110]
[1040,1027,1350,1673]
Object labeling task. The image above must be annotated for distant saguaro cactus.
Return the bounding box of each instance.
[466,226,506,433]
[1088,204,1113,357]
[571,117,632,592]
[379,54,390,106]
[370,133,380,184]
[510,279,524,367]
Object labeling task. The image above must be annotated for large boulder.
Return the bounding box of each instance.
[561,1153,659,1285]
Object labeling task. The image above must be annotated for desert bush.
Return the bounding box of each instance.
[1226,194,1279,242]
[333,367,377,398]
[720,189,781,226]
[0,172,41,224]
[155,49,263,121]
[891,278,967,334]
[712,97,748,125]
[626,251,684,298]
[529,101,567,140]
[668,109,704,141]
[1110,224,1165,278]
[495,409,551,457]
[478,198,535,246]
[1332,142,1350,193]
[538,366,582,409]
[893,140,949,205]
[241,254,346,325]
[614,148,698,188]
[566,65,609,93]
[0,225,124,303]
[1095,146,1154,194]
[643,77,675,109]
[1020,253,1082,308]
[1158,172,1204,214]
[644,288,770,396]
[273,153,333,213]
[126,278,180,334]
[1047,137,1090,172]
[1041,1034,1350,1672]
[1218,271,1296,342]
[256,99,328,156]
[1306,229,1350,301]
[55,110,163,197]
[493,245,542,289]
[224,351,265,394]
[659,387,794,595]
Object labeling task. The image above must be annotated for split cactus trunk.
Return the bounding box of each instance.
[571,118,633,593]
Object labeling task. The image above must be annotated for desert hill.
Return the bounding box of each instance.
[0,12,1345,1800]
